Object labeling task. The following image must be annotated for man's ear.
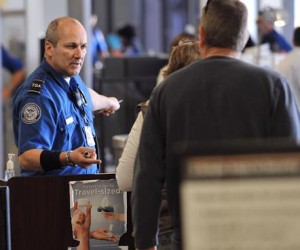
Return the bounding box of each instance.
[199,26,205,48]
[44,41,54,58]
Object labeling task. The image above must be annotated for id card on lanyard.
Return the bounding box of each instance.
[84,126,96,146]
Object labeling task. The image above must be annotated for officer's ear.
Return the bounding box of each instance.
[44,40,54,58]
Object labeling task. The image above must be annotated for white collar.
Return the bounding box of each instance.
[64,77,71,84]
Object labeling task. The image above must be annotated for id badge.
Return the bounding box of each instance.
[84,126,95,146]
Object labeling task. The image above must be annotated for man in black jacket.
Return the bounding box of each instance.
[131,1,300,249]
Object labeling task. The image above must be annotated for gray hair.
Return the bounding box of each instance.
[259,8,277,25]
[200,0,249,51]
[45,17,80,46]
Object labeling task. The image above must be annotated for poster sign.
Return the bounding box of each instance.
[180,152,300,250]
[69,179,126,249]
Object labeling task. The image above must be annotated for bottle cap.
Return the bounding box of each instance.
[8,153,15,159]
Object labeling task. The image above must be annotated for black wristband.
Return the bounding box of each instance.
[40,150,62,172]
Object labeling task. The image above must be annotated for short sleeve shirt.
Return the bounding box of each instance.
[13,60,99,176]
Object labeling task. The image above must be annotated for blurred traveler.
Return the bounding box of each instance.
[117,39,201,249]
[275,27,300,110]
[90,14,110,69]
[1,45,26,102]
[132,1,300,249]
[117,23,144,56]
[256,7,292,52]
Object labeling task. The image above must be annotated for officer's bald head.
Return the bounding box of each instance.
[45,17,84,47]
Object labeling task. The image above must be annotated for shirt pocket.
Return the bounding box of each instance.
[58,113,77,143]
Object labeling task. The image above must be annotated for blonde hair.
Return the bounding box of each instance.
[163,39,201,78]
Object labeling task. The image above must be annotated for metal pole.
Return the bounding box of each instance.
[68,0,93,87]
[0,6,4,178]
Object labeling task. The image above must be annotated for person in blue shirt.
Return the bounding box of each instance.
[90,14,110,68]
[256,8,292,53]
[1,46,26,102]
[116,23,144,56]
[13,17,120,176]
[106,33,123,57]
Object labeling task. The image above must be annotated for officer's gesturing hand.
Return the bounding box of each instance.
[18,148,101,173]
[64,147,102,168]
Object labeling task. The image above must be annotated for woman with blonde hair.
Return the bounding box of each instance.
[116,38,201,249]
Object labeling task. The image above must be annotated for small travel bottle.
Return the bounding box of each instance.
[5,154,15,181]
[108,223,113,237]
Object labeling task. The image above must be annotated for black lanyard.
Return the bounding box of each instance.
[69,78,89,123]
[41,66,89,124]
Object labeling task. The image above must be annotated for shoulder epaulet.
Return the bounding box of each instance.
[27,73,47,94]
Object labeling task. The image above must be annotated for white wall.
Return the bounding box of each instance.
[26,0,68,74]
[241,1,258,43]
[44,0,68,26]
[1,0,25,55]
[1,0,67,74]
[25,0,46,74]
[295,0,300,27]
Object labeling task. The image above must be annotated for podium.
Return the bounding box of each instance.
[0,181,9,250]
[178,140,300,250]
[7,174,134,250]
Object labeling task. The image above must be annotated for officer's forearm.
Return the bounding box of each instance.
[88,88,116,111]
[19,149,44,171]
